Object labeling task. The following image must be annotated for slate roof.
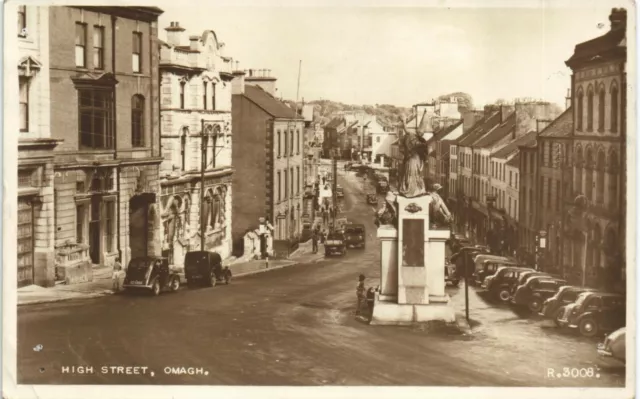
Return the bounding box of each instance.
[539,107,573,138]
[324,117,344,129]
[244,85,299,119]
[506,153,521,167]
[456,111,501,147]
[427,120,463,144]
[492,130,537,159]
[473,112,517,148]
[565,13,626,68]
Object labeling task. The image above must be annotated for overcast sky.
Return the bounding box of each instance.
[158,1,630,109]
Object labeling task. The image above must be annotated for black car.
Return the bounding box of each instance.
[184,251,232,288]
[485,266,535,302]
[557,292,626,337]
[123,257,180,296]
[510,276,567,312]
[540,286,598,326]
[344,224,366,249]
[324,232,347,256]
[508,271,552,297]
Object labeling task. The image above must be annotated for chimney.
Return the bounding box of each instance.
[500,104,515,123]
[609,8,627,31]
[189,35,199,51]
[244,67,277,96]
[165,21,185,47]
[462,110,483,133]
[231,70,245,95]
[565,88,572,110]
[536,119,552,133]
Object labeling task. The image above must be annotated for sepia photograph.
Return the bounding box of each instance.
[3,1,636,398]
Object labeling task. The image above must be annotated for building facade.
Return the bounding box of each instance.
[158,21,235,267]
[231,74,304,258]
[49,6,164,285]
[16,5,60,287]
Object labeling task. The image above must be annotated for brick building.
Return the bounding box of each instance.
[49,6,164,284]
[16,5,61,287]
[231,71,305,258]
[157,21,235,267]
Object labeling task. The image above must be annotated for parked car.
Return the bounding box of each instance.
[324,232,347,256]
[123,257,180,296]
[445,263,459,287]
[451,246,491,279]
[336,185,345,198]
[366,193,378,205]
[343,224,366,249]
[539,286,598,326]
[557,292,626,337]
[508,271,552,297]
[597,327,626,366]
[510,276,567,312]
[473,259,518,286]
[184,251,232,288]
[484,266,535,302]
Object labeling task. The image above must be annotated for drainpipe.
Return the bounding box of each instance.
[112,15,122,261]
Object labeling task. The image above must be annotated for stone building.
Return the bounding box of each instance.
[49,6,164,284]
[563,8,627,290]
[231,71,305,258]
[157,21,235,267]
[16,5,60,287]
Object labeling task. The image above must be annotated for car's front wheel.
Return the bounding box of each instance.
[579,318,599,337]
[529,296,543,312]
[553,307,565,327]
[498,287,511,303]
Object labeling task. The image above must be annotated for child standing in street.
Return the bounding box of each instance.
[356,274,366,316]
[112,256,123,292]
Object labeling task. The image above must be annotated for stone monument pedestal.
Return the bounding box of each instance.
[370,194,455,325]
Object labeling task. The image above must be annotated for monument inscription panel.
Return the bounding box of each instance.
[402,219,424,267]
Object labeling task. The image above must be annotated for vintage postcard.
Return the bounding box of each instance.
[3,0,636,398]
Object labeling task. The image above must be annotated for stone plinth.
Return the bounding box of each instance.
[377,225,398,301]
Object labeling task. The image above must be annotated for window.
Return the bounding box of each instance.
[297,166,300,194]
[131,95,145,147]
[202,136,208,170]
[598,87,605,132]
[297,130,300,154]
[547,178,552,208]
[18,6,26,36]
[587,87,594,131]
[19,77,29,132]
[277,130,281,157]
[181,133,186,171]
[78,88,114,149]
[179,82,185,109]
[577,89,584,131]
[203,82,208,110]
[611,84,618,132]
[132,32,142,73]
[284,169,288,199]
[211,83,216,111]
[93,26,104,69]
[515,173,518,189]
[106,201,115,252]
[277,171,281,201]
[290,130,294,156]
[556,180,561,210]
[76,204,85,244]
[509,171,512,187]
[290,167,294,196]
[376,136,381,143]
[75,23,87,67]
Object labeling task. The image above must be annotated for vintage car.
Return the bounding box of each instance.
[123,256,180,296]
[344,224,366,249]
[184,251,232,288]
[508,271,551,297]
[336,185,345,198]
[324,232,348,256]
[445,263,459,287]
[557,292,626,337]
[540,286,598,326]
[484,266,535,302]
[450,246,491,279]
[366,193,378,205]
[473,259,518,286]
[597,327,626,366]
[510,276,567,312]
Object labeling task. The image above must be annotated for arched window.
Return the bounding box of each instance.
[181,127,188,171]
[574,146,583,194]
[179,81,186,109]
[131,95,145,147]
[593,224,602,269]
[596,150,605,204]
[587,86,594,131]
[608,150,619,210]
[598,85,606,132]
[585,147,594,201]
[610,82,619,133]
[576,88,584,131]
[203,82,208,110]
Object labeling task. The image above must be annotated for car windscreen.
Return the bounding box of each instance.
[185,253,208,265]
[345,227,364,234]
[128,258,150,269]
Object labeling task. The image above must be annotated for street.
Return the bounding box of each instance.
[17,169,625,387]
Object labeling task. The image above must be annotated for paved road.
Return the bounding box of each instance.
[17,167,625,387]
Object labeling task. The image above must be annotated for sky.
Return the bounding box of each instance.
[157,1,631,109]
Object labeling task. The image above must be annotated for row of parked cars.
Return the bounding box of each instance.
[447,235,626,366]
[324,223,367,256]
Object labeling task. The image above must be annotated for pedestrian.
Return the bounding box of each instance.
[312,230,319,253]
[112,256,123,292]
[356,274,366,316]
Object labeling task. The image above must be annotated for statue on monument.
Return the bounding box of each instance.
[398,116,429,198]
[375,191,398,228]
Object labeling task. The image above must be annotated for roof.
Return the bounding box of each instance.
[492,130,537,159]
[427,120,463,144]
[539,107,573,138]
[457,111,501,147]
[473,112,516,148]
[565,14,626,68]
[243,85,299,119]
[324,117,345,129]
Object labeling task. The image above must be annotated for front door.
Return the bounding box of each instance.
[89,195,101,264]
[17,198,34,287]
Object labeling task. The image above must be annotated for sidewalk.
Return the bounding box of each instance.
[17,240,324,307]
